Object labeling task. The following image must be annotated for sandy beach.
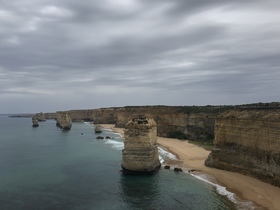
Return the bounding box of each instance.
[101,124,280,210]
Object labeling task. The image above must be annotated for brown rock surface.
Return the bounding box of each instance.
[121,116,161,174]
[56,112,72,130]
[205,109,280,186]
[53,106,229,141]
[35,112,46,122]
[94,125,102,133]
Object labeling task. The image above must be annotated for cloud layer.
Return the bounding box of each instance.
[1,0,280,113]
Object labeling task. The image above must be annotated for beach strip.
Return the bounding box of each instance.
[101,124,280,210]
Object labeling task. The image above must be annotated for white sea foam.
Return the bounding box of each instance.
[158,147,177,161]
[104,139,124,150]
[159,155,164,164]
[113,132,124,138]
[189,173,255,210]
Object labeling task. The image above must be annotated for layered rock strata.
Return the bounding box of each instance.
[121,116,161,174]
[32,116,39,127]
[205,109,280,186]
[51,106,230,141]
[56,112,72,130]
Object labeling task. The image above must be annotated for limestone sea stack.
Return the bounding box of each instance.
[32,116,39,127]
[121,115,161,174]
[36,112,46,122]
[95,125,102,133]
[56,112,72,130]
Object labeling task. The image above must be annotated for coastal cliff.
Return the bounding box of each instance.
[52,106,230,141]
[205,109,280,186]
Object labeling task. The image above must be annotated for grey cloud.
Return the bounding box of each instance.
[0,0,279,113]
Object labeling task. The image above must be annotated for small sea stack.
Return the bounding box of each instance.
[56,112,72,130]
[35,112,46,122]
[121,115,161,174]
[32,116,39,127]
[95,125,102,133]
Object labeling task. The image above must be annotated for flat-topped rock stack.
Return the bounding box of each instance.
[56,112,72,130]
[121,115,161,174]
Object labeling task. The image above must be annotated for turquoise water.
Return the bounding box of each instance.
[0,116,246,209]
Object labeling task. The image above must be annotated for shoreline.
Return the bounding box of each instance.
[100,124,280,210]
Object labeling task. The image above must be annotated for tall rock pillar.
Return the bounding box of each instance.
[121,116,161,174]
[32,116,39,127]
[56,112,72,130]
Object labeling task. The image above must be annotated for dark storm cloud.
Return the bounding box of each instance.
[0,0,279,113]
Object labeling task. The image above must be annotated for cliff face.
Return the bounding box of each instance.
[121,116,161,174]
[205,109,280,186]
[48,106,229,141]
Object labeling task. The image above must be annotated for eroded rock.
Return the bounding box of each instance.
[95,125,102,133]
[56,112,72,130]
[205,109,280,187]
[32,116,39,127]
[36,112,46,122]
[121,116,161,174]
[174,167,183,172]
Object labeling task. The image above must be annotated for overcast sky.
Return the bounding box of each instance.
[1,0,280,113]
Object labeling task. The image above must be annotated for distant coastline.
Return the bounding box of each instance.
[8,114,34,118]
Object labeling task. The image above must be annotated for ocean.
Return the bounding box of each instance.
[0,115,255,210]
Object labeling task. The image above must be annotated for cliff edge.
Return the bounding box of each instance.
[205,109,280,186]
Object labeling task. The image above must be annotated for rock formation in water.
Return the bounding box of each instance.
[56,112,72,130]
[95,125,102,133]
[36,112,46,122]
[32,116,39,127]
[205,109,280,186]
[121,115,161,174]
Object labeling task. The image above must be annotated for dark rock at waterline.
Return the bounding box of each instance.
[164,165,170,169]
[174,168,183,172]
[96,136,104,140]
[105,136,111,139]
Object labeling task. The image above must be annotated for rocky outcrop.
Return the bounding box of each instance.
[35,112,46,121]
[95,125,102,133]
[205,109,280,186]
[121,116,161,174]
[32,116,39,127]
[56,112,72,130]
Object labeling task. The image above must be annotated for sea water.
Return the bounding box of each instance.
[0,116,254,210]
